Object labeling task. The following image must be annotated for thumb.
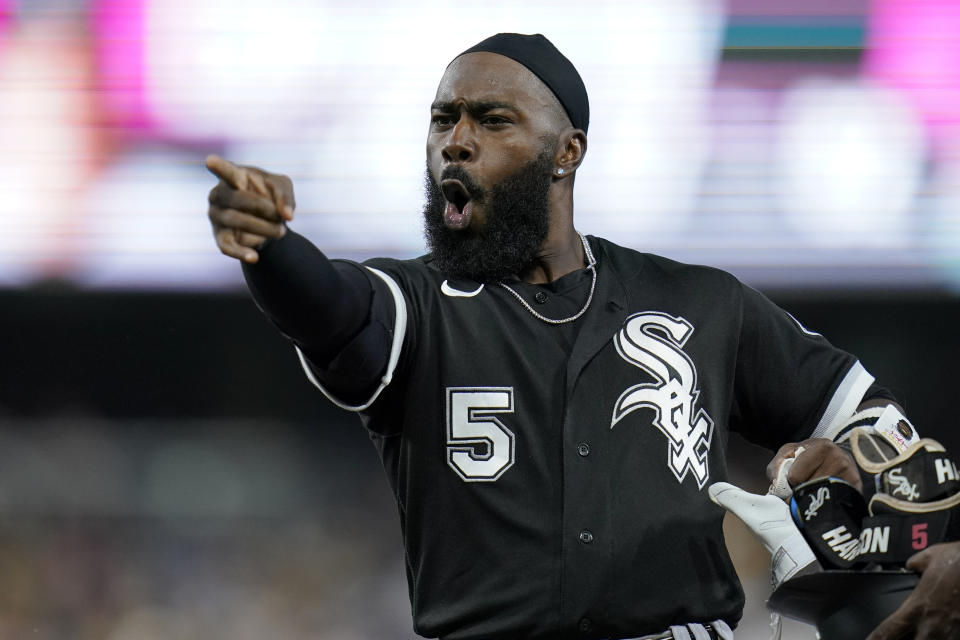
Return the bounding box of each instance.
[266,181,295,222]
[905,547,935,573]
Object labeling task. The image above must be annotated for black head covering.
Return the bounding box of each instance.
[456,33,589,133]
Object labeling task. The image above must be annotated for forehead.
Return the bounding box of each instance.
[435,51,560,114]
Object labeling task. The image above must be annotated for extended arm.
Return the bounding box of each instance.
[242,231,395,403]
[206,156,394,404]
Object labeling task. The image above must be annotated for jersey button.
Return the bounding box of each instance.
[577,442,590,457]
[534,290,548,304]
[579,530,594,544]
[578,617,592,633]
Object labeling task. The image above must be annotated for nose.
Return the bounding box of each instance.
[441,120,476,164]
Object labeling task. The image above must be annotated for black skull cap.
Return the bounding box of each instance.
[456,33,589,133]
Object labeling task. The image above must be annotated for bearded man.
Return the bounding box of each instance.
[206,33,957,640]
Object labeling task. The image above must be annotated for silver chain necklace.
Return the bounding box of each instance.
[498,232,597,325]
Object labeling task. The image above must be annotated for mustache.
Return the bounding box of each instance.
[422,145,554,283]
[436,165,486,203]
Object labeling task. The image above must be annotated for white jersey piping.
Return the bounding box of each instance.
[296,267,407,412]
[811,360,874,440]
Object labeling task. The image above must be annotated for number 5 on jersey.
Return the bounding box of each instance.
[446,387,516,482]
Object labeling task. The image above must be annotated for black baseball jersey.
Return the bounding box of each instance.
[297,236,875,640]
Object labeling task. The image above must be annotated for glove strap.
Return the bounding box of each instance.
[790,477,868,569]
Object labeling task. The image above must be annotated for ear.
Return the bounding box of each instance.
[554,130,587,178]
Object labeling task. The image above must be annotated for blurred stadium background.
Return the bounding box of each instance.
[1,0,958,638]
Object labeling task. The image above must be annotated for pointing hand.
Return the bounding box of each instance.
[205,154,296,263]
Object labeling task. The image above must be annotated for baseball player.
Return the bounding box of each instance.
[205,33,954,640]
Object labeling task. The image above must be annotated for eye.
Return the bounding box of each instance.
[431,114,455,127]
[481,115,510,127]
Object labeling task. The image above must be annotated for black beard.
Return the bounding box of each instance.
[423,148,555,283]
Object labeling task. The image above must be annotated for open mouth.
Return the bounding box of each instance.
[440,179,473,230]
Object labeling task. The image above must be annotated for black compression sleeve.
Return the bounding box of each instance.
[241,230,393,401]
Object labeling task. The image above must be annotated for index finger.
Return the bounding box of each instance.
[205,154,249,191]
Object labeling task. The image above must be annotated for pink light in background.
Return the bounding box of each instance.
[865,0,960,152]
[91,0,154,132]
[0,0,11,60]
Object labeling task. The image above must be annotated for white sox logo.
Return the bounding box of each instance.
[804,487,831,520]
[887,467,920,501]
[611,312,715,489]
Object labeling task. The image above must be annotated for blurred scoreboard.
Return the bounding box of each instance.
[0,0,958,291]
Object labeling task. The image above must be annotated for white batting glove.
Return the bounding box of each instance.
[709,482,819,589]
